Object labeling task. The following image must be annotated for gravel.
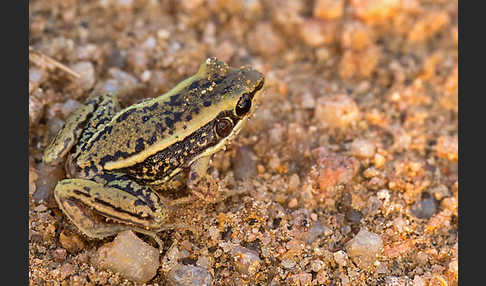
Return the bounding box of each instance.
[303,221,328,244]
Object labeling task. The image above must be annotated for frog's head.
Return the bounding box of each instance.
[190,57,265,160]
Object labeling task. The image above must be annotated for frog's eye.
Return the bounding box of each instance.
[235,94,252,116]
[215,118,234,137]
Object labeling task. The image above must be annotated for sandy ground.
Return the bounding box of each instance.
[29,0,458,285]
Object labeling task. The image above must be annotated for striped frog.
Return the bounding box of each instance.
[42,58,264,247]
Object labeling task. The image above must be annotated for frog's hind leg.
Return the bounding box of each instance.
[54,175,167,251]
[43,93,120,166]
[71,93,121,156]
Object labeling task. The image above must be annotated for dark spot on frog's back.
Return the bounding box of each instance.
[99,150,130,167]
[168,94,181,106]
[142,115,151,122]
[165,117,175,129]
[155,123,166,133]
[200,81,211,90]
[173,111,183,122]
[145,102,159,112]
[164,112,184,130]
[133,199,146,207]
[116,108,137,123]
[135,138,145,153]
[148,133,157,145]
[214,76,224,85]
[203,101,211,107]
[189,80,200,90]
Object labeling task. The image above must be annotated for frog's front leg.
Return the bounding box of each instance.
[54,173,168,250]
[187,156,224,203]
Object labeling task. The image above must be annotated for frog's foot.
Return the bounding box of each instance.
[187,156,224,203]
[188,174,223,203]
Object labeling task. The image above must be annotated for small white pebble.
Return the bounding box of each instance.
[310,260,324,272]
[231,245,261,275]
[34,204,47,212]
[345,228,383,269]
[288,198,298,208]
[196,256,212,269]
[141,36,156,50]
[29,67,44,84]
[288,174,301,192]
[281,259,296,269]
[70,62,95,91]
[377,189,390,202]
[208,226,220,241]
[315,94,360,130]
[94,230,159,283]
[333,250,348,267]
[301,92,316,109]
[323,225,333,236]
[413,275,426,286]
[349,139,376,158]
[157,29,170,40]
[140,70,152,82]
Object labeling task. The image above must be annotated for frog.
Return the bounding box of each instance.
[42,58,264,249]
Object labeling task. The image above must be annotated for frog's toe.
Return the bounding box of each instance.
[189,177,225,203]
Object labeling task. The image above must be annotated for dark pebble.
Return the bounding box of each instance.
[411,197,438,219]
[346,209,363,223]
